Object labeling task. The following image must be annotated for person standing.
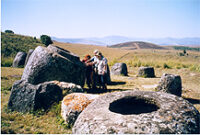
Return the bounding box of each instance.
[95,52,108,90]
[86,49,100,90]
[81,54,93,89]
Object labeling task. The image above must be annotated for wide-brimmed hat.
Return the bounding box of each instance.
[94,49,99,55]
[96,52,102,57]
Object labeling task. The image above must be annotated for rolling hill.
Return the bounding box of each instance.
[1,32,44,57]
[108,41,167,50]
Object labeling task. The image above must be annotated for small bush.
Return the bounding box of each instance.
[155,64,161,68]
[5,30,14,34]
[179,53,185,56]
[176,66,181,69]
[182,64,189,68]
[163,63,171,69]
[40,35,53,46]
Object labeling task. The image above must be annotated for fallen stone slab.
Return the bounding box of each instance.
[61,93,99,126]
[51,81,83,94]
[73,90,199,134]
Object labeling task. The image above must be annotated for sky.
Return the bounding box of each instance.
[1,0,200,38]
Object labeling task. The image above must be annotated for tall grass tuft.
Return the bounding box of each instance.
[190,64,200,72]
[108,58,119,66]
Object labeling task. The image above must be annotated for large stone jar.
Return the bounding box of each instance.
[111,63,128,76]
[73,90,199,134]
[21,45,86,87]
[156,73,182,96]
[137,67,155,78]
[12,52,27,67]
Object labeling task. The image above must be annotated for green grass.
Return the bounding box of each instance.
[1,32,44,67]
[1,67,72,134]
[1,57,13,67]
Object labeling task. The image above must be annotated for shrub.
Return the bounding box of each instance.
[163,63,171,69]
[155,64,161,68]
[182,64,189,68]
[179,53,185,56]
[5,30,14,34]
[40,35,53,46]
[176,66,181,69]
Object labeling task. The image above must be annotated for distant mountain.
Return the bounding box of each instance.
[51,36,200,46]
[87,35,132,45]
[51,37,105,45]
[109,41,166,50]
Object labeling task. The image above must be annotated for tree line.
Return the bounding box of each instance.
[173,46,200,52]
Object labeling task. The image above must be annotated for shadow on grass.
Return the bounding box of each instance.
[183,97,200,104]
[84,88,130,94]
[108,81,126,86]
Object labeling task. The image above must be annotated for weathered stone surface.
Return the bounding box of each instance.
[111,63,128,76]
[156,73,182,96]
[137,66,155,77]
[61,93,99,126]
[73,90,200,134]
[8,80,63,112]
[21,45,86,87]
[12,52,27,67]
[24,49,34,66]
[47,45,80,62]
[51,80,83,94]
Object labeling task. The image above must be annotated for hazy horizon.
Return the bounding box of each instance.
[2,0,200,38]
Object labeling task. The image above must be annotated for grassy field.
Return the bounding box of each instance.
[1,42,200,134]
[1,67,72,134]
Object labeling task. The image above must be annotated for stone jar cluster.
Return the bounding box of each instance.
[8,45,86,113]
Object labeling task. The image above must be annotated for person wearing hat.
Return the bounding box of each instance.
[95,52,108,90]
[86,49,103,90]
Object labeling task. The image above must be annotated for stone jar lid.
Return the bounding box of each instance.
[72,90,199,134]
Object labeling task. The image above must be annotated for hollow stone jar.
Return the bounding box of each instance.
[72,90,199,134]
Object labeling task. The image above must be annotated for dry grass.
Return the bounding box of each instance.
[54,41,130,63]
[1,42,200,133]
[54,41,200,71]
